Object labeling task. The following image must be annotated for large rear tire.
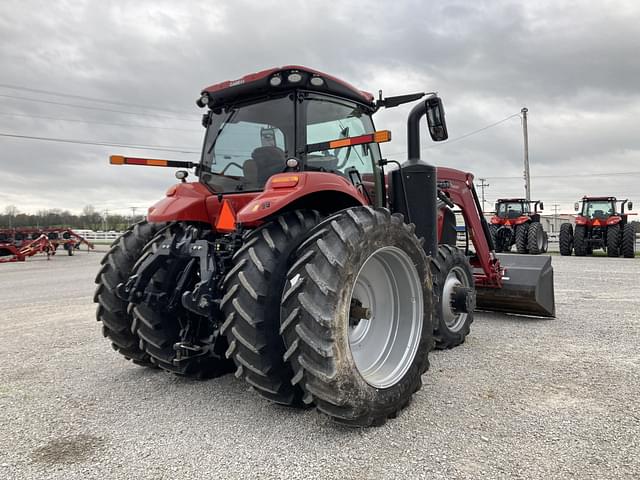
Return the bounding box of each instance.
[527,222,545,254]
[559,223,573,256]
[607,224,621,257]
[280,207,432,427]
[622,223,636,258]
[220,210,321,406]
[94,221,166,366]
[431,245,474,349]
[132,223,235,378]
[515,224,529,254]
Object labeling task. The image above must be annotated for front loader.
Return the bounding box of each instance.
[94,66,555,426]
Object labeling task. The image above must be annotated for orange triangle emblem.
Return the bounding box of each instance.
[593,219,600,226]
[216,200,236,232]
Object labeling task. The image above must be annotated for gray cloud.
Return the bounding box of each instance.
[1,0,639,215]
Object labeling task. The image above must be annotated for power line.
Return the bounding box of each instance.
[482,171,640,179]
[0,132,200,154]
[0,94,196,121]
[0,112,198,132]
[0,82,196,115]
[384,112,521,158]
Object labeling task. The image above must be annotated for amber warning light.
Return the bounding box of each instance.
[306,130,391,153]
[110,155,195,169]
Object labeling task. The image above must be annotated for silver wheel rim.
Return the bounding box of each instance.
[348,246,423,389]
[441,266,471,332]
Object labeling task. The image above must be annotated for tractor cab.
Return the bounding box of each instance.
[575,196,629,221]
[197,66,384,200]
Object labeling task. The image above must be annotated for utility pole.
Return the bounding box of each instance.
[521,107,531,202]
[130,206,138,223]
[478,178,490,212]
[102,209,109,231]
[552,203,560,233]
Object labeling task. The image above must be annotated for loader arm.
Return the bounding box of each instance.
[436,167,503,288]
[436,167,556,318]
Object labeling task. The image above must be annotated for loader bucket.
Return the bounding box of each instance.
[476,254,555,317]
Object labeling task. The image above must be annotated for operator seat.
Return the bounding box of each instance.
[243,147,286,187]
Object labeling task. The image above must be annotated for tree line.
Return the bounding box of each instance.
[0,205,144,231]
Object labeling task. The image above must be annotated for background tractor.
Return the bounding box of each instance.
[560,196,635,257]
[94,66,555,427]
[488,198,548,254]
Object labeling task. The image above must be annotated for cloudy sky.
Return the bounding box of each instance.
[1,0,639,217]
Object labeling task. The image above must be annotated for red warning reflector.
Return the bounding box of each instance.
[216,200,237,232]
[593,219,601,226]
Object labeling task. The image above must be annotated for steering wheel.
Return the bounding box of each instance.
[220,162,244,175]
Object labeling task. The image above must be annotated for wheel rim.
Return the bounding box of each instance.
[348,246,423,389]
[441,266,471,332]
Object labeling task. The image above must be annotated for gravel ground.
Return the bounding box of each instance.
[0,251,638,479]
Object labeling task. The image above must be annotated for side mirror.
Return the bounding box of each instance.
[628,201,633,210]
[539,202,544,211]
[425,96,448,142]
[574,202,580,212]
[494,203,499,213]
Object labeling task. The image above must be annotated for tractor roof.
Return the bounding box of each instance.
[581,196,617,201]
[496,198,539,203]
[200,65,375,109]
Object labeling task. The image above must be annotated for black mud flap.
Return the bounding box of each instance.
[476,254,555,318]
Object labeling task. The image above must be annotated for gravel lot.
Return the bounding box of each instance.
[0,251,638,479]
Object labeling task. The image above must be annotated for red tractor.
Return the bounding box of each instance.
[560,196,636,257]
[488,198,548,254]
[95,66,555,427]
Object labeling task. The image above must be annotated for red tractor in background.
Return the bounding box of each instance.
[95,66,554,427]
[560,196,636,257]
[489,198,548,254]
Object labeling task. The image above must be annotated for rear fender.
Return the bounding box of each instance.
[514,216,530,225]
[606,216,622,225]
[575,216,588,226]
[148,182,211,224]
[237,172,367,224]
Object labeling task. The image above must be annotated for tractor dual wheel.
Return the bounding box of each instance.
[220,210,322,406]
[488,224,500,252]
[94,221,166,366]
[622,223,636,258]
[280,207,432,427]
[431,244,475,349]
[131,223,235,378]
[515,224,529,254]
[573,225,588,256]
[559,223,573,256]
[607,224,621,257]
[527,222,547,254]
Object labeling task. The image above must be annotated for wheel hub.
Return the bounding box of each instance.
[441,266,472,331]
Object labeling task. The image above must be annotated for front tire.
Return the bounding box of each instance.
[220,210,321,406]
[559,223,573,256]
[574,225,588,256]
[527,222,545,254]
[431,245,474,349]
[607,224,621,257]
[515,224,529,254]
[280,207,432,427]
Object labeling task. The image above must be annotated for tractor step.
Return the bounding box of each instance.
[476,254,555,318]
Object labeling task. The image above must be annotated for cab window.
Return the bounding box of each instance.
[304,95,380,175]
